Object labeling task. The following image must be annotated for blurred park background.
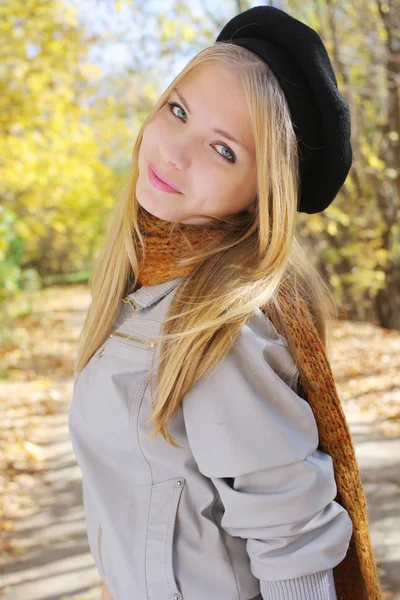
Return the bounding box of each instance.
[0,0,399,598]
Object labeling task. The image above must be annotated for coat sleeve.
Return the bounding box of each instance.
[182,308,353,600]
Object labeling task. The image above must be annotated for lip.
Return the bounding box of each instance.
[148,162,182,194]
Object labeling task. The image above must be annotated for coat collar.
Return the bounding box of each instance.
[124,276,186,311]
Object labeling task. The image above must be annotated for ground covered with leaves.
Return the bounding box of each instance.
[0,286,84,564]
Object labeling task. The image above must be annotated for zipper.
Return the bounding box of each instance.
[98,331,157,356]
[109,331,156,348]
[98,523,106,576]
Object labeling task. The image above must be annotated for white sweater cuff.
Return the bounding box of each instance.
[260,569,337,600]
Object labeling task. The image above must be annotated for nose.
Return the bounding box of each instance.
[159,139,190,170]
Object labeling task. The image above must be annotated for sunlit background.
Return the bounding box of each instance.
[1,1,399,598]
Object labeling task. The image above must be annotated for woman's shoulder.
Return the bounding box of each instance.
[241,308,299,391]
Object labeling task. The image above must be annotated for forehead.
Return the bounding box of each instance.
[175,63,255,156]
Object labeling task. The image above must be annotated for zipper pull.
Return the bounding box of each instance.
[122,297,136,311]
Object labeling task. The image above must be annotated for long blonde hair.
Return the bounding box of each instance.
[75,42,337,446]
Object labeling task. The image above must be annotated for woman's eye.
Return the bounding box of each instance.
[166,101,236,164]
[167,101,187,121]
[214,143,235,163]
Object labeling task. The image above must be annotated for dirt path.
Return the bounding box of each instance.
[0,286,101,600]
[0,285,399,599]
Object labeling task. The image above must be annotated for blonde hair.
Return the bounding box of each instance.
[75,42,337,446]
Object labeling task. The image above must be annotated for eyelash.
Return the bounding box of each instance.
[166,101,236,164]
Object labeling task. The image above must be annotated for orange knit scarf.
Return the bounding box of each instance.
[136,206,227,287]
[136,206,382,599]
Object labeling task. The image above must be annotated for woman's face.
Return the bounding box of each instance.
[136,61,257,225]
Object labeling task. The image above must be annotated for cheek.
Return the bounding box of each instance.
[141,116,158,145]
[145,113,168,139]
[141,123,155,151]
[217,173,253,207]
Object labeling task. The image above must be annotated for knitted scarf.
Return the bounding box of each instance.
[136,206,382,600]
[136,206,227,287]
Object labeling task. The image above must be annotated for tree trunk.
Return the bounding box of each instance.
[373,268,400,330]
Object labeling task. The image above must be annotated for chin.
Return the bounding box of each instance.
[136,194,172,222]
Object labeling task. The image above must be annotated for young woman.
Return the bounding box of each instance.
[68,6,381,600]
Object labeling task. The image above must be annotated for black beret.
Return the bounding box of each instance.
[215,5,352,214]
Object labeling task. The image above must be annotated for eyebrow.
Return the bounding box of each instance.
[172,87,247,151]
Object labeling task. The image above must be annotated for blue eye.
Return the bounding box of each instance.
[166,101,236,164]
[167,101,186,121]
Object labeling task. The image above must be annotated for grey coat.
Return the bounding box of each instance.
[68,276,353,600]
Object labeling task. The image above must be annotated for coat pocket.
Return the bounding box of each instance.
[82,482,109,581]
[141,477,185,600]
[108,331,156,349]
[97,522,106,579]
[97,331,156,364]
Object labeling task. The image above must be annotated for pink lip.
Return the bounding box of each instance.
[148,162,182,194]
